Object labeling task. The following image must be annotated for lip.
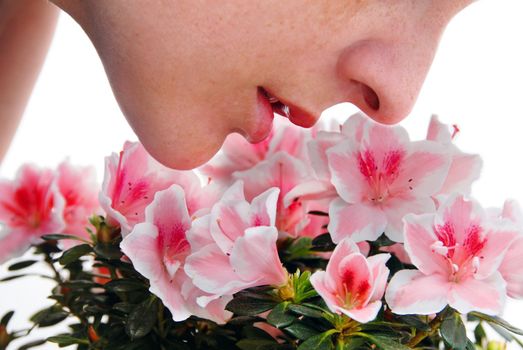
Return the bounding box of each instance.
[258,87,318,128]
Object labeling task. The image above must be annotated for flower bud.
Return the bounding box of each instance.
[0,325,10,348]
[486,341,507,350]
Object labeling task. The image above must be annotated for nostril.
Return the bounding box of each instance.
[359,82,380,111]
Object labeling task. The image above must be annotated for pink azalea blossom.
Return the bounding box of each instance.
[310,238,390,323]
[386,195,519,315]
[56,161,100,246]
[492,200,523,299]
[426,115,483,196]
[379,243,412,265]
[100,141,211,236]
[201,116,311,184]
[0,165,65,263]
[327,114,451,243]
[234,152,327,238]
[120,185,231,323]
[184,181,288,301]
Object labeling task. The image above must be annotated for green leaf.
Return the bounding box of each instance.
[0,274,27,282]
[59,244,92,265]
[341,337,367,350]
[298,330,337,350]
[470,311,523,336]
[474,322,487,345]
[397,315,431,332]
[105,279,146,293]
[284,322,318,340]
[440,312,467,350]
[41,234,89,243]
[352,333,410,350]
[93,241,122,260]
[30,306,69,327]
[236,339,280,350]
[287,238,314,260]
[7,260,38,271]
[125,297,157,340]
[311,233,336,252]
[47,335,89,346]
[226,294,278,316]
[288,304,324,318]
[267,302,295,328]
[0,311,14,327]
[17,339,47,350]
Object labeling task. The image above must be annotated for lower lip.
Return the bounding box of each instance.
[250,87,276,143]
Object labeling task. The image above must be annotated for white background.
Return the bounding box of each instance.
[1,0,523,348]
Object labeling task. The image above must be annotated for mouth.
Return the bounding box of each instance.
[257,87,318,128]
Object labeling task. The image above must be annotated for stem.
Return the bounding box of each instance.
[407,310,448,348]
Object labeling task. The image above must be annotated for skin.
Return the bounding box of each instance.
[1,1,474,169]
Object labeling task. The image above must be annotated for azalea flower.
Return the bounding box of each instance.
[99,141,211,236]
[492,200,523,299]
[233,152,328,238]
[386,195,519,315]
[310,238,390,323]
[184,181,288,302]
[0,165,65,263]
[120,185,231,323]
[426,115,483,196]
[56,161,100,246]
[201,116,311,185]
[327,114,452,243]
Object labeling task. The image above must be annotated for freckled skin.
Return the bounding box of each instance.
[3,0,474,169]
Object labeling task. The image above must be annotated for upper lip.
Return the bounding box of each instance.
[259,87,318,128]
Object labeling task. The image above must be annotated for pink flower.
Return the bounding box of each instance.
[379,243,412,265]
[327,114,451,243]
[386,195,519,315]
[201,116,311,185]
[234,152,327,238]
[492,200,523,299]
[120,185,231,323]
[426,115,483,196]
[310,238,390,323]
[184,181,288,301]
[56,161,100,245]
[100,141,210,236]
[0,165,65,263]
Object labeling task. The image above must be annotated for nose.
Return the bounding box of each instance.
[337,38,439,125]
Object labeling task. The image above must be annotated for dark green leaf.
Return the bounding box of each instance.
[440,313,467,350]
[288,304,324,318]
[284,322,318,340]
[470,311,523,336]
[352,333,410,350]
[0,274,27,282]
[465,339,477,350]
[30,306,69,327]
[7,260,38,271]
[236,339,279,350]
[0,311,14,327]
[61,280,98,289]
[397,315,431,332]
[298,330,337,350]
[311,233,336,252]
[474,322,487,345]
[342,337,368,350]
[59,244,92,265]
[226,294,278,316]
[41,234,89,243]
[125,297,157,340]
[47,335,89,346]
[93,242,122,260]
[371,234,395,248]
[267,302,295,328]
[105,279,146,293]
[17,339,47,350]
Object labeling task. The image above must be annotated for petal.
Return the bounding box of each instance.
[342,300,382,323]
[439,152,482,195]
[341,112,367,142]
[385,270,450,315]
[448,273,506,315]
[210,197,252,254]
[476,226,519,279]
[327,140,368,204]
[184,244,251,296]
[328,199,387,243]
[283,180,336,208]
[0,229,35,264]
[250,187,280,227]
[310,271,340,313]
[499,236,523,298]
[501,199,523,226]
[403,213,448,275]
[307,131,344,180]
[325,238,361,291]
[435,195,485,244]
[391,140,451,197]
[426,115,452,143]
[120,223,164,283]
[365,122,410,164]
[186,215,214,252]
[337,253,373,305]
[382,197,436,242]
[150,272,192,322]
[146,185,192,236]
[230,226,287,287]
[366,254,391,302]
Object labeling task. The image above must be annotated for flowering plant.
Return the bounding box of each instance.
[1,113,522,350]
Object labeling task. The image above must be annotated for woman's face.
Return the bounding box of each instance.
[52,0,473,169]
